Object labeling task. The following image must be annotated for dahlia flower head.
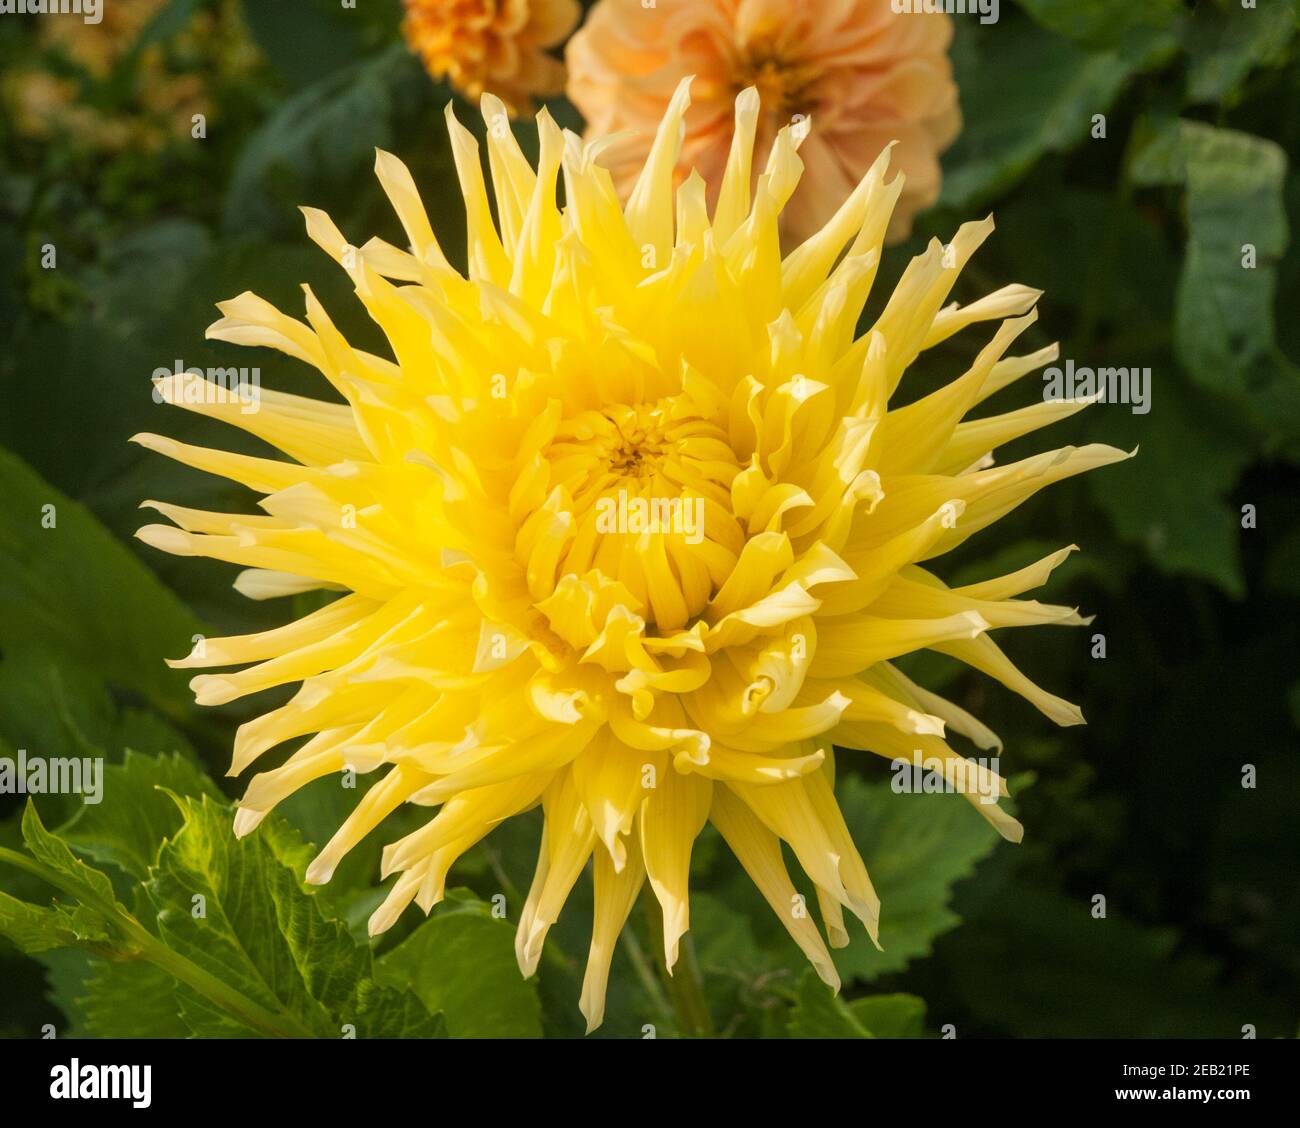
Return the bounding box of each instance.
[402,0,580,116]
[136,79,1125,1032]
[567,0,961,245]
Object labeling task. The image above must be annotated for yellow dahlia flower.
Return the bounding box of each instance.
[566,0,961,245]
[401,0,580,116]
[135,79,1125,1031]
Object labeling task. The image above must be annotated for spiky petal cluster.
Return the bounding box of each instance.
[136,78,1125,1031]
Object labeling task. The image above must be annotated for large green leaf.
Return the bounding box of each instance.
[1015,0,1183,47]
[13,792,404,1039]
[242,0,404,90]
[850,993,927,1038]
[0,889,92,955]
[22,800,122,911]
[223,46,428,239]
[378,888,544,1038]
[77,957,191,1039]
[693,776,1005,997]
[60,750,221,881]
[0,444,202,717]
[1130,119,1295,434]
[0,641,198,843]
[146,794,445,1038]
[939,19,1177,210]
[989,187,1175,320]
[829,775,1006,982]
[1184,0,1297,104]
[786,971,928,1038]
[0,650,109,759]
[787,970,873,1038]
[1085,386,1250,595]
[0,805,129,957]
[32,919,192,1039]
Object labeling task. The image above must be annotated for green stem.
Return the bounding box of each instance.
[477,839,578,979]
[0,845,312,1039]
[619,924,673,1023]
[639,891,714,1037]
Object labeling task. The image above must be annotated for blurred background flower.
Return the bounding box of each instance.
[3,0,258,154]
[566,0,960,244]
[401,0,579,115]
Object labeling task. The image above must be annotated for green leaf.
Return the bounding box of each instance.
[939,19,1177,210]
[1085,388,1250,595]
[7,782,450,1040]
[0,805,130,957]
[692,888,769,978]
[1184,1,1297,105]
[0,654,203,921]
[22,801,121,911]
[0,648,110,760]
[33,948,94,1037]
[146,795,444,1038]
[78,957,191,1039]
[989,187,1176,320]
[784,982,927,1039]
[849,993,927,1039]
[0,889,85,954]
[787,970,872,1038]
[111,708,196,764]
[0,443,202,717]
[1129,120,1291,411]
[223,46,425,239]
[831,775,1005,982]
[378,888,543,1038]
[242,0,402,90]
[1015,0,1183,48]
[0,644,198,835]
[0,222,370,634]
[36,936,192,1039]
[694,776,1005,1000]
[60,751,221,881]
[0,223,223,560]
[273,772,425,938]
[692,885,820,1036]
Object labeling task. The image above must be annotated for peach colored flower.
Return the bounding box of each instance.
[402,0,581,116]
[566,0,961,244]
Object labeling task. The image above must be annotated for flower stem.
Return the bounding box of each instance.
[619,924,673,1023]
[639,890,714,1037]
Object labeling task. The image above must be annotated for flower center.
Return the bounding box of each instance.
[733,50,815,119]
[602,405,670,479]
[530,397,746,631]
[547,399,734,503]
